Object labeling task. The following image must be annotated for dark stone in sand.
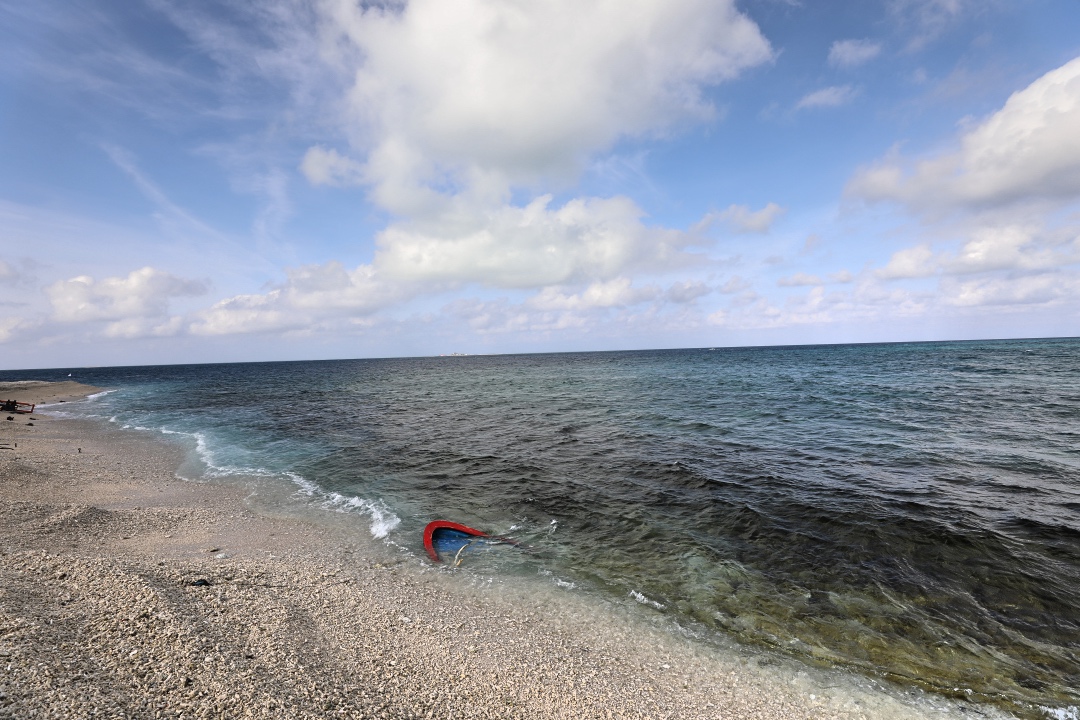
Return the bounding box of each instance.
[189,578,211,587]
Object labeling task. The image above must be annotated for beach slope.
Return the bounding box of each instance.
[0,383,974,719]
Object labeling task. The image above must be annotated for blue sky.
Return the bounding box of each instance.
[2,0,1079,368]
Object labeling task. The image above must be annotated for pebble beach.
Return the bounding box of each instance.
[0,381,1000,720]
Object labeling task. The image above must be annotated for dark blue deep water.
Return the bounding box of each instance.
[5,338,1079,718]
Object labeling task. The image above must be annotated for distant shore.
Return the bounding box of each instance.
[0,381,983,719]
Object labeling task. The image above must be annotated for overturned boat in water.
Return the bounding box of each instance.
[422,520,520,566]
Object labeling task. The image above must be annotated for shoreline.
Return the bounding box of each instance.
[0,383,999,719]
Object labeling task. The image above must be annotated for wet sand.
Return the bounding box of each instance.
[0,382,990,719]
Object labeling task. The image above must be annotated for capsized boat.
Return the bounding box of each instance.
[1,399,34,414]
[423,520,519,566]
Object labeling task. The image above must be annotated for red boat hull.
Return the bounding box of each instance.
[423,520,489,563]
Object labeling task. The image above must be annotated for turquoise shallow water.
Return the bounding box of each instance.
[7,338,1079,718]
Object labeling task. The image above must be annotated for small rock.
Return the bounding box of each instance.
[189,579,211,587]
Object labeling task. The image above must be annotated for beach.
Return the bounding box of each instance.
[1,381,998,719]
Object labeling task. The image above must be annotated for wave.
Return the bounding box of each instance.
[290,473,401,539]
[152,427,403,540]
[86,389,118,400]
[630,590,665,610]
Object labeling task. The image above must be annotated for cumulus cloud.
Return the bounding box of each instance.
[665,280,712,304]
[849,56,1080,211]
[796,85,857,110]
[375,194,698,289]
[828,39,882,68]
[849,55,1080,321]
[945,273,1073,307]
[878,226,1080,280]
[528,278,659,311]
[877,244,938,279]
[190,291,296,336]
[318,0,773,209]
[46,267,206,326]
[287,0,777,308]
[189,261,398,336]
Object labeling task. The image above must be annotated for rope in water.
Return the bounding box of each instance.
[452,538,507,567]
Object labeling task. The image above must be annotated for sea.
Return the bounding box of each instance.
[5,338,1079,719]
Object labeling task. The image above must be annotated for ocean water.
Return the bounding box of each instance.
[7,338,1079,718]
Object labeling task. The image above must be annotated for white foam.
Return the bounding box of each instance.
[85,389,117,400]
[283,471,401,539]
[35,388,115,409]
[151,425,403,541]
[318,492,401,539]
[159,427,269,480]
[630,590,666,610]
[160,428,228,474]
[1045,707,1080,720]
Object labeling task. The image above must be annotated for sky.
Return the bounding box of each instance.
[1,0,1079,368]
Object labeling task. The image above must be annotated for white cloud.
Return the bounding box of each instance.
[777,270,855,287]
[828,39,882,68]
[0,316,31,343]
[102,145,228,241]
[528,278,659,311]
[665,280,712,304]
[189,260,398,336]
[830,270,855,283]
[435,275,720,340]
[699,202,785,234]
[877,225,1080,280]
[948,225,1071,274]
[289,0,776,306]
[778,272,822,287]
[299,146,365,187]
[374,194,695,289]
[889,0,971,49]
[877,244,938,279]
[796,85,857,110]
[189,291,296,337]
[849,56,1080,211]
[719,276,751,293]
[849,55,1080,321]
[46,267,207,325]
[187,191,717,337]
[103,316,186,339]
[319,0,773,210]
[945,273,1074,307]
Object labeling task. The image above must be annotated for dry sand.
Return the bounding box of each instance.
[0,382,993,719]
